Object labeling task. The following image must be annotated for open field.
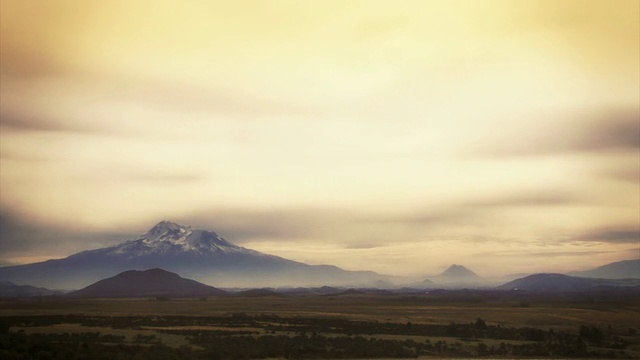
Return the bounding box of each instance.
[2,293,640,358]
[2,293,639,330]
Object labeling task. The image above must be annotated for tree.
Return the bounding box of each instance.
[474,318,487,330]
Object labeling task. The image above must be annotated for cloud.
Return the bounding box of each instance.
[0,148,51,162]
[0,110,107,134]
[0,208,132,263]
[177,208,350,243]
[577,227,640,244]
[1,75,313,132]
[0,184,600,266]
[342,242,389,250]
[113,80,316,119]
[69,164,210,185]
[571,112,639,153]
[464,192,581,208]
[476,249,612,258]
[389,190,583,230]
[124,173,206,184]
[483,108,640,157]
[600,166,640,184]
[179,189,582,244]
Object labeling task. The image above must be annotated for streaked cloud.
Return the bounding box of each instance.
[0,112,71,133]
[577,227,640,244]
[476,249,612,258]
[0,207,133,264]
[463,191,583,208]
[604,168,640,184]
[481,109,640,157]
[0,0,637,276]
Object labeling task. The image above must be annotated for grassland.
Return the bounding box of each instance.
[1,292,639,358]
[2,293,639,329]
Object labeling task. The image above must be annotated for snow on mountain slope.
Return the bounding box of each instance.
[100,220,253,257]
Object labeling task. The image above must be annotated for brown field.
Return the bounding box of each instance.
[2,294,639,331]
[2,294,640,358]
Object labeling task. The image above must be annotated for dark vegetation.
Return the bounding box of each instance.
[1,288,638,359]
[1,311,638,359]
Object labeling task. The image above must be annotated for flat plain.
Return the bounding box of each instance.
[2,291,640,358]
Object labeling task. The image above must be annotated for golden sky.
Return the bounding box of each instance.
[1,0,638,276]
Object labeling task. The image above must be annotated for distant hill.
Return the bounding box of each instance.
[339,288,395,296]
[234,288,281,297]
[570,259,640,279]
[0,281,60,298]
[71,268,228,298]
[422,264,484,289]
[498,273,640,292]
[405,278,437,289]
[275,286,345,296]
[438,264,480,280]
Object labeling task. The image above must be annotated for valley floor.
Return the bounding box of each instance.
[1,292,639,359]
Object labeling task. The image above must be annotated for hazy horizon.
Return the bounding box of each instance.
[1,0,639,278]
[1,219,637,280]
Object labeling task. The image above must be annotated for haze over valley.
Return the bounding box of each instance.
[1,220,637,292]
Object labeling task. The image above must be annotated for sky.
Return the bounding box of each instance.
[0,0,638,277]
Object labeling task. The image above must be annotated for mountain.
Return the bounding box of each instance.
[0,221,390,289]
[421,264,485,288]
[569,259,640,279]
[438,264,479,279]
[497,273,640,292]
[72,268,227,298]
[0,281,61,298]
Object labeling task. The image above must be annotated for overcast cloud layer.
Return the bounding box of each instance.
[1,0,638,276]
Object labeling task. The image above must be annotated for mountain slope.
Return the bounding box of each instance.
[0,281,60,298]
[423,264,484,288]
[438,264,479,280]
[498,273,640,292]
[71,268,227,298]
[0,221,389,289]
[570,259,640,279]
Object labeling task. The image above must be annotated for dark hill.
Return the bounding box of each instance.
[0,281,60,298]
[336,288,365,296]
[71,268,227,298]
[234,288,281,297]
[570,259,640,279]
[498,273,594,292]
[497,273,640,292]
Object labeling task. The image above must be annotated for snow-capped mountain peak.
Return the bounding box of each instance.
[108,221,244,257]
[145,220,190,240]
